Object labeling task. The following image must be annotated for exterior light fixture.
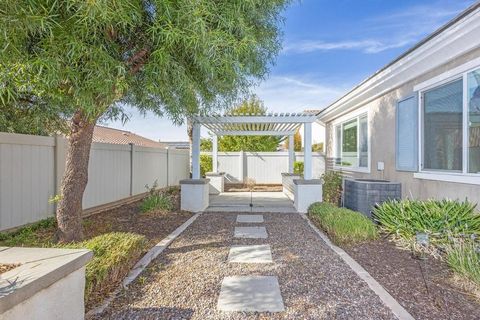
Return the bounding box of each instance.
[416,232,429,260]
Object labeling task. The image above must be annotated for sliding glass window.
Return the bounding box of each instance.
[334,113,369,169]
[422,79,463,171]
[468,69,480,173]
[421,67,480,175]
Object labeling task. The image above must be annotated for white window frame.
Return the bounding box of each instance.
[332,106,370,173]
[414,59,480,185]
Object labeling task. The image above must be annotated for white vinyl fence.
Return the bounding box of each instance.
[0,132,189,231]
[203,151,325,184]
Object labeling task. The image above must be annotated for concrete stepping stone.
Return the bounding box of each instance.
[234,226,267,239]
[228,245,272,263]
[236,214,264,223]
[217,276,285,312]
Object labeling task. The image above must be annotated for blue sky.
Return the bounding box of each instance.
[105,0,476,141]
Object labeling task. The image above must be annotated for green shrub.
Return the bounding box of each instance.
[0,217,57,247]
[321,171,343,206]
[141,193,173,213]
[308,202,378,245]
[446,240,480,287]
[200,154,212,177]
[66,232,147,301]
[293,161,304,175]
[373,199,480,246]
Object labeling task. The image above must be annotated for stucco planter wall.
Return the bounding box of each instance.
[180,179,210,212]
[0,247,92,320]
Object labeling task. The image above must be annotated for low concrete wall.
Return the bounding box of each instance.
[1,267,86,320]
[0,247,92,320]
[180,179,210,212]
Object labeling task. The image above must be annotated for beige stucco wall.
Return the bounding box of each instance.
[325,46,480,204]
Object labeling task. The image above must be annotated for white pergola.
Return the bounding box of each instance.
[191,113,318,180]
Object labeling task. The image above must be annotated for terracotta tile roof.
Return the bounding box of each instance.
[93,126,167,148]
[303,109,321,115]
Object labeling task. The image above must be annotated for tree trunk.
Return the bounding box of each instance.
[56,111,96,242]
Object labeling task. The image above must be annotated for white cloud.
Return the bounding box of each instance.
[283,38,414,54]
[284,0,473,55]
[253,76,348,112]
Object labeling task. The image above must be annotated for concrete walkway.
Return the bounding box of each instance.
[207,192,296,213]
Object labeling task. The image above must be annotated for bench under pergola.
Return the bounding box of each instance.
[191,112,318,180]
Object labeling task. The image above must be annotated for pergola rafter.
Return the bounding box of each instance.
[191,112,318,180]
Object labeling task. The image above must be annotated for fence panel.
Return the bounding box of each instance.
[0,133,56,230]
[83,143,131,209]
[204,151,326,184]
[245,152,289,184]
[168,149,190,186]
[217,152,241,182]
[133,146,168,194]
[0,132,190,231]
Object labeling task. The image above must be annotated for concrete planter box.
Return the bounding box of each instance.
[205,172,225,195]
[293,179,323,213]
[281,173,302,200]
[343,179,401,218]
[0,247,92,320]
[180,179,210,212]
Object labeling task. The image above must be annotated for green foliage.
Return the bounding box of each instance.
[0,222,148,303]
[141,194,173,213]
[200,138,212,151]
[141,180,174,212]
[446,240,480,287]
[284,129,302,151]
[373,199,480,246]
[0,0,289,125]
[0,106,67,136]
[0,218,57,247]
[66,232,147,300]
[293,161,304,175]
[308,202,378,245]
[321,171,343,206]
[218,95,281,151]
[200,154,213,177]
[312,142,324,152]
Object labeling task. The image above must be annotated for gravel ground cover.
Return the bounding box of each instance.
[345,238,480,320]
[97,212,396,319]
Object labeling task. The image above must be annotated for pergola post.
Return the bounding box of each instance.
[288,134,294,173]
[192,122,201,179]
[212,134,218,172]
[303,122,312,180]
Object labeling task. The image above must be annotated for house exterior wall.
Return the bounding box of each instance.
[325,46,480,204]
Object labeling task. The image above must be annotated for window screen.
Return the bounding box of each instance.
[396,95,418,171]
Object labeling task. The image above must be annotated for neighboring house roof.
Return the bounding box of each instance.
[303,109,321,116]
[162,141,190,149]
[318,2,480,123]
[93,126,166,148]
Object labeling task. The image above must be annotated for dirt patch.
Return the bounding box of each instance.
[225,183,282,192]
[83,198,192,246]
[344,238,480,320]
[0,263,19,275]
